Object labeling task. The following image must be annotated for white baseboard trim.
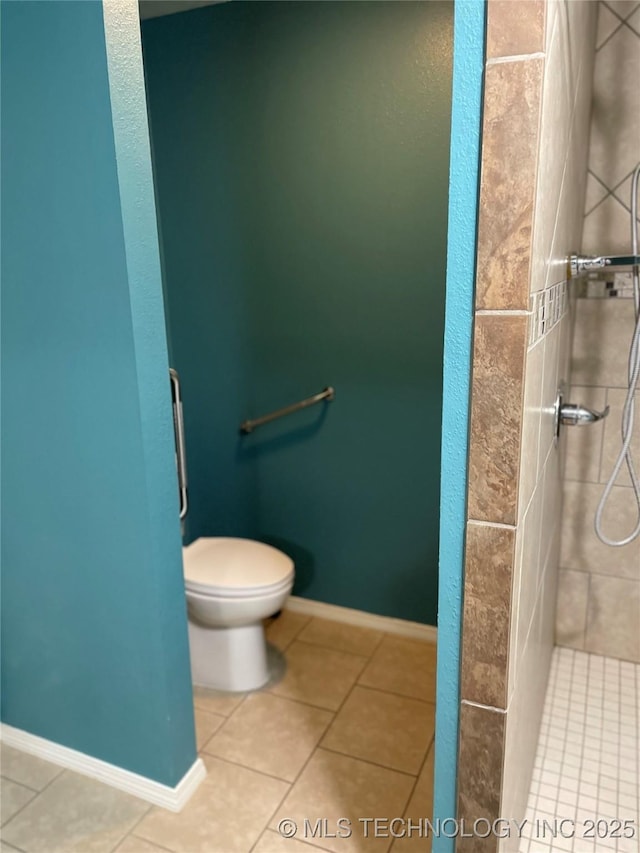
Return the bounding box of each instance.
[285,596,437,644]
[0,723,206,812]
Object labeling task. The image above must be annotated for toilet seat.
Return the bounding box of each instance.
[183,537,294,599]
[183,536,295,691]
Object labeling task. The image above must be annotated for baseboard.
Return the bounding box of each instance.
[0,724,206,812]
[285,596,437,644]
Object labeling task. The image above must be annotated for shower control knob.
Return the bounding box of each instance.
[553,391,610,442]
[559,402,610,426]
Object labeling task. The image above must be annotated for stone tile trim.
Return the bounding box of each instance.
[467,314,528,525]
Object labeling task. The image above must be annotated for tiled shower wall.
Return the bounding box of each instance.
[557,0,640,664]
[457,2,598,851]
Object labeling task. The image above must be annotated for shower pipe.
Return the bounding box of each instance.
[240,386,335,434]
[593,162,640,546]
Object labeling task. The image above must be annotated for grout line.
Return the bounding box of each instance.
[0,761,67,839]
[0,757,65,795]
[123,835,174,853]
[114,819,174,853]
[317,745,420,780]
[106,795,155,853]
[192,689,247,718]
[584,169,612,216]
[251,830,334,853]
[476,309,530,316]
[285,637,370,664]
[205,615,427,851]
[3,629,439,853]
[0,774,41,795]
[198,751,296,786]
[595,18,625,53]
[586,164,640,220]
[625,15,640,40]
[290,635,385,662]
[247,785,296,853]
[486,51,546,66]
[467,519,517,530]
[460,698,507,714]
[267,611,312,654]
[602,0,640,24]
[252,627,390,851]
[368,629,387,658]
[260,688,347,716]
[350,681,436,707]
[0,838,28,853]
[247,737,335,853]
[389,735,436,837]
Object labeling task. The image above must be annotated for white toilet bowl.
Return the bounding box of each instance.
[183,537,294,692]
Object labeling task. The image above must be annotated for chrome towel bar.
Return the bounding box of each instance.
[240,386,335,434]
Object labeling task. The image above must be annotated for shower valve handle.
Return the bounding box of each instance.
[559,402,610,426]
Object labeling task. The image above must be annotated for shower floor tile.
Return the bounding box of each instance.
[0,610,436,853]
[519,647,640,853]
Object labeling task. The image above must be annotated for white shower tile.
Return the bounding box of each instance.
[522,649,640,845]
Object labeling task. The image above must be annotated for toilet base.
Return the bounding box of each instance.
[188,619,269,692]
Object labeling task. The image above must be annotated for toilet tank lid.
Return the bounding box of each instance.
[182,537,294,589]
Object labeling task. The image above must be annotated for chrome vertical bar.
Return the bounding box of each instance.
[169,368,188,520]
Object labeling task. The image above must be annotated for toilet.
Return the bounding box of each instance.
[182,537,294,692]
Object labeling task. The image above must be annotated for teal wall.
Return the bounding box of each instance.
[433,1,485,846]
[142,1,453,625]
[1,0,197,786]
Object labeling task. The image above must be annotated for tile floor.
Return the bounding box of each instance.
[0,611,436,853]
[519,647,640,853]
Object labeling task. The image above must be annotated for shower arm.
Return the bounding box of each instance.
[569,253,640,277]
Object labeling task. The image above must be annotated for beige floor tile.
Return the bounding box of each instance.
[203,692,332,781]
[296,618,383,658]
[114,836,173,852]
[391,745,434,853]
[135,756,289,853]
[321,687,434,775]
[0,842,23,853]
[358,637,437,703]
[192,686,246,717]
[1,777,36,826]
[266,611,311,652]
[0,744,63,790]
[0,770,150,852]
[253,829,332,852]
[271,749,415,853]
[194,707,225,751]
[268,641,368,711]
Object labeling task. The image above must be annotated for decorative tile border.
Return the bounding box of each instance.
[528,280,568,347]
[575,272,637,299]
